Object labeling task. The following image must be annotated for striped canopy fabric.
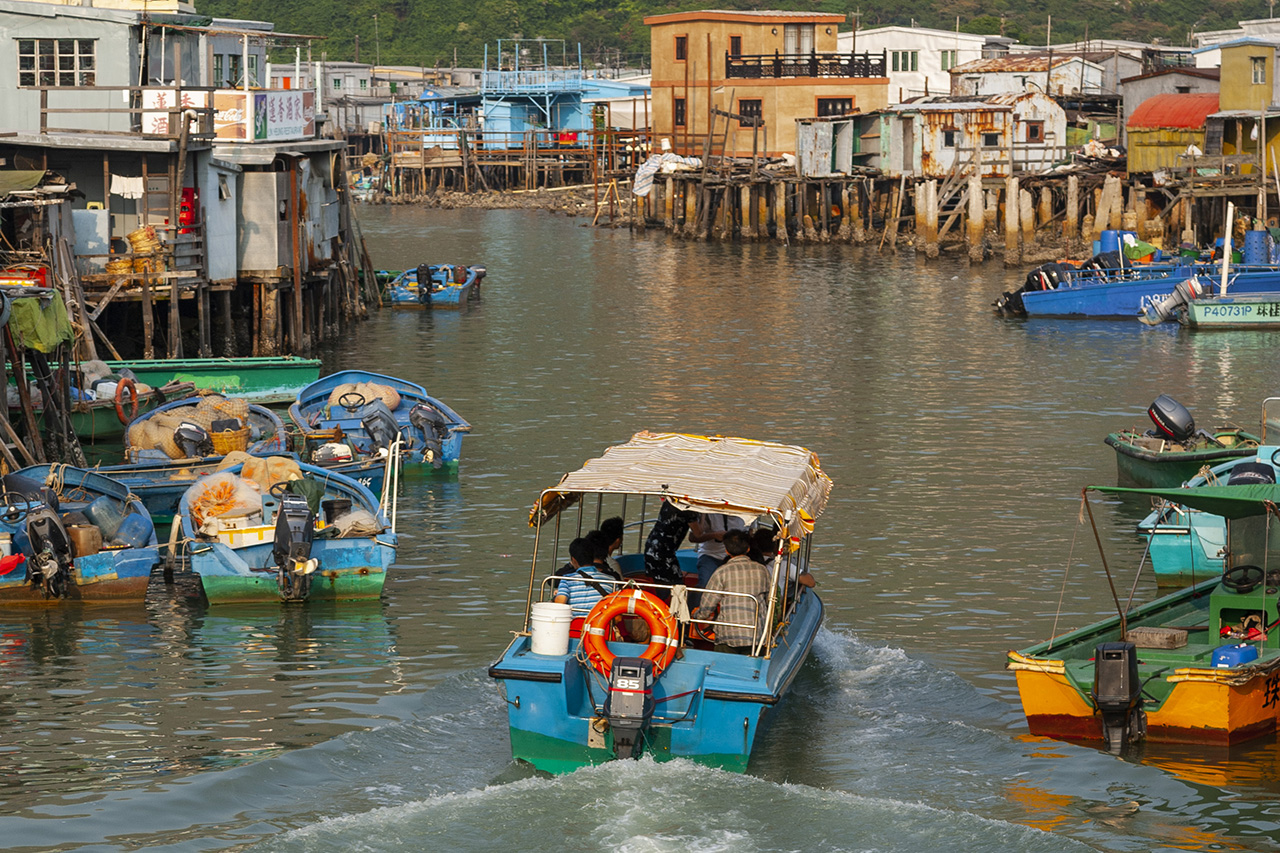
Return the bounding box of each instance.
[531,431,833,540]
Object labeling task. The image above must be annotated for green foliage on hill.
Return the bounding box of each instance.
[196,0,1275,69]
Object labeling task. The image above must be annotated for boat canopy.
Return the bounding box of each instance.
[1091,483,1280,520]
[530,431,833,540]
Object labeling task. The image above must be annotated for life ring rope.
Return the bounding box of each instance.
[580,589,679,678]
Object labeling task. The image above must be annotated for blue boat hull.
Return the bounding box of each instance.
[489,589,823,773]
[384,265,483,308]
[1021,268,1280,318]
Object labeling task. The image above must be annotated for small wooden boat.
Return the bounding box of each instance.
[105,357,322,406]
[179,457,397,604]
[1010,481,1280,750]
[489,431,833,773]
[383,264,485,308]
[0,465,160,604]
[1105,395,1260,488]
[289,370,469,469]
[124,395,288,463]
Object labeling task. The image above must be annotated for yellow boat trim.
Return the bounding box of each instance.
[1007,650,1065,675]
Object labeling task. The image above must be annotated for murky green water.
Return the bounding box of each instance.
[3,206,1280,851]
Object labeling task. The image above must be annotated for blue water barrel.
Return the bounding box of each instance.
[1243,229,1270,266]
[1099,230,1121,255]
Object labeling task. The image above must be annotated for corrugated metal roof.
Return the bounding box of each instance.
[1127,93,1220,129]
[949,55,1078,73]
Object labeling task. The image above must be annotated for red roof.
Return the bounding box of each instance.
[1127,93,1220,130]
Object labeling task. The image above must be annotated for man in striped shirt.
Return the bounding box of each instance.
[554,537,616,614]
[694,529,770,654]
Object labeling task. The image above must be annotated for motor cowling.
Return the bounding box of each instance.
[1228,461,1276,486]
[174,421,213,458]
[1139,276,1206,325]
[1092,641,1145,752]
[1148,395,1195,443]
[604,656,655,760]
[360,403,401,453]
[408,403,448,468]
[26,506,73,598]
[273,492,316,602]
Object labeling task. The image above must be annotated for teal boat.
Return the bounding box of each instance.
[105,357,321,406]
[489,432,832,774]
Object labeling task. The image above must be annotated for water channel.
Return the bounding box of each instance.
[2,205,1280,851]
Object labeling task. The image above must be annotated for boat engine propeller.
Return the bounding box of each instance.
[1139,276,1207,325]
[604,656,655,760]
[174,422,214,458]
[26,506,73,599]
[408,403,449,468]
[272,490,317,602]
[1092,641,1146,752]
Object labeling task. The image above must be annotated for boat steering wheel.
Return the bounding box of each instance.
[1223,564,1265,594]
[0,492,28,524]
[1271,447,1280,467]
[338,391,367,413]
[269,481,292,499]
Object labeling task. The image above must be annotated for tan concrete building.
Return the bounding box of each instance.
[645,10,889,157]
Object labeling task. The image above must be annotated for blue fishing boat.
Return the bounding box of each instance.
[383,264,486,308]
[124,394,287,463]
[489,431,833,773]
[179,457,397,604]
[100,453,387,526]
[0,465,159,603]
[289,370,470,469]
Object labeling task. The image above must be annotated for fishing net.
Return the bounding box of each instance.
[185,472,261,531]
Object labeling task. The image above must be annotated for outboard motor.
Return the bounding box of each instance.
[604,656,655,760]
[415,263,431,303]
[1228,461,1276,486]
[174,422,213,458]
[312,442,354,465]
[360,403,401,453]
[1148,395,1195,443]
[408,403,449,468]
[993,262,1073,316]
[471,265,487,283]
[1139,276,1207,325]
[25,506,73,599]
[273,492,317,602]
[1092,641,1145,752]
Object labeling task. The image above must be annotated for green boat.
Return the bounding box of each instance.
[1179,293,1280,330]
[1104,427,1261,487]
[106,357,322,406]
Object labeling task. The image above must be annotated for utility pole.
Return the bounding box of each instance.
[373,14,380,95]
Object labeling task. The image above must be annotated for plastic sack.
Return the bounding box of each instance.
[185,472,261,531]
[239,455,303,496]
[333,508,382,537]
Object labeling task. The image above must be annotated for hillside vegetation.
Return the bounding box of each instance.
[198,0,1275,70]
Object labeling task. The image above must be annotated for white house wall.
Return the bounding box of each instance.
[952,60,1103,97]
[839,27,992,103]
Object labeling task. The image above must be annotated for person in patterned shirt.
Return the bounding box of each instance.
[643,500,697,585]
[694,529,770,654]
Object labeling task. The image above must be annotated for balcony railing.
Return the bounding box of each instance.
[725,51,886,80]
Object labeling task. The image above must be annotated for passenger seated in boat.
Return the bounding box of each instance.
[693,529,770,655]
[644,500,697,585]
[554,538,617,636]
[599,516,625,578]
[584,529,622,581]
[751,527,815,589]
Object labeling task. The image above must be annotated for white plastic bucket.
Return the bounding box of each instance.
[529,602,574,656]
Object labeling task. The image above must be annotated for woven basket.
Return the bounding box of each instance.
[211,427,250,455]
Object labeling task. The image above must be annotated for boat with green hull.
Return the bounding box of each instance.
[105,357,321,406]
[1104,394,1260,488]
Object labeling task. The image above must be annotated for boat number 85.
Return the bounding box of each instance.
[614,678,642,691]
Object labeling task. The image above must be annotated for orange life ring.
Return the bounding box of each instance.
[114,377,138,425]
[581,589,679,678]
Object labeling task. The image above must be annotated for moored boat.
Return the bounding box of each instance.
[104,357,322,406]
[383,264,485,308]
[124,394,288,463]
[1009,481,1280,750]
[488,431,832,773]
[178,455,397,604]
[289,370,469,469]
[1104,394,1260,488]
[0,465,160,604]
[1178,291,1280,330]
